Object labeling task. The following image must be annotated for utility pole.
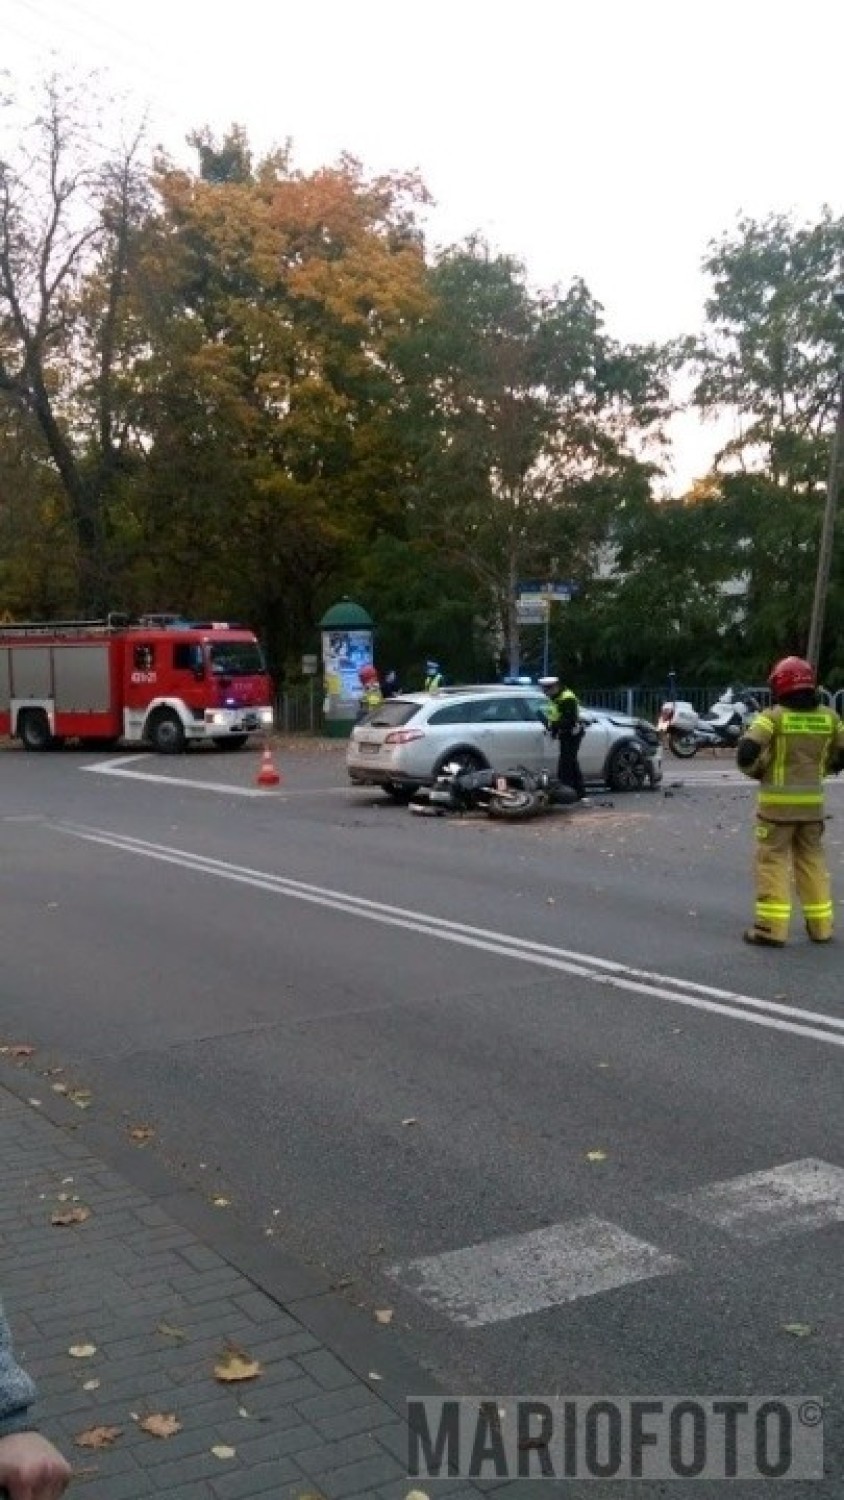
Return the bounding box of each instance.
[806,289,844,672]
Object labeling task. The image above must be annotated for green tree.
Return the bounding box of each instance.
[397,243,671,674]
[690,211,844,673]
[0,78,150,609]
[125,131,432,668]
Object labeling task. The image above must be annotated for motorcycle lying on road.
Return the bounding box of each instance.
[657,685,762,758]
[410,762,579,819]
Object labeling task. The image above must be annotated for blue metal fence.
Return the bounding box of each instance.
[274,681,772,735]
[274,681,844,735]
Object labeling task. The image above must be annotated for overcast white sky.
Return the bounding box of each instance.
[4,0,842,489]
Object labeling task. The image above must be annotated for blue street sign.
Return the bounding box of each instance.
[518,579,579,600]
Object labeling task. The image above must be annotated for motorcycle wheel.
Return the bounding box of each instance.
[487,788,541,820]
[669,730,698,758]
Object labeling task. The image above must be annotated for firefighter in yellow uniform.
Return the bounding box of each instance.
[356,664,383,720]
[737,655,844,946]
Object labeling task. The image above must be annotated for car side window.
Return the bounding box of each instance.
[475,697,526,723]
[428,702,475,726]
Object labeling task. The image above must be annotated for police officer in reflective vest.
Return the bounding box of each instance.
[424,660,444,692]
[737,655,844,946]
[539,675,588,802]
[357,664,383,719]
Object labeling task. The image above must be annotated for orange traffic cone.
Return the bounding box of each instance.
[256,744,282,787]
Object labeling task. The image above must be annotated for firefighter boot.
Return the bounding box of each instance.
[743,928,785,948]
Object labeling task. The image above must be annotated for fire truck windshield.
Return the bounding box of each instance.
[208,641,266,676]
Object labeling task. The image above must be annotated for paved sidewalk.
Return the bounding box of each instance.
[0,1080,480,1500]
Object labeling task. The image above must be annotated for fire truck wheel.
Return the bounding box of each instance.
[20,709,53,751]
[148,710,186,755]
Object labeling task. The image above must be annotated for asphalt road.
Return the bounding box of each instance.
[2,739,842,1495]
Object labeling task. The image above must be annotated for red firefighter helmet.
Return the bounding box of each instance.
[358,664,379,685]
[768,655,815,696]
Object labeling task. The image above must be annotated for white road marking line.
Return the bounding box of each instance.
[664,1159,844,1244]
[82,759,271,798]
[82,757,347,797]
[92,755,153,771]
[389,1218,681,1326]
[55,823,844,1052]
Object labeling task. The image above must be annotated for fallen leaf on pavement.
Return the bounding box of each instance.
[138,1413,182,1439]
[4,1044,35,1057]
[69,1089,93,1109]
[213,1346,263,1383]
[405,1490,432,1500]
[51,1083,69,1095]
[74,1426,122,1449]
[156,1322,187,1343]
[585,1149,608,1163]
[82,1380,100,1392]
[212,1195,231,1208]
[369,1371,383,1381]
[374,1309,394,1325]
[781,1322,814,1338]
[128,1124,155,1144]
[69,1344,97,1359]
[401,1117,417,1127]
[211,1445,236,1459]
[52,1206,91,1227]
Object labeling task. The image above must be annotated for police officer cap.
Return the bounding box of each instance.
[538,675,560,688]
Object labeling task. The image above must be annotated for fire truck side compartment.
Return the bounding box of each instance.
[0,651,10,711]
[9,646,51,699]
[53,645,111,712]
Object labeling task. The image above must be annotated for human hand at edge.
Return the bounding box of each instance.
[0,1431,72,1499]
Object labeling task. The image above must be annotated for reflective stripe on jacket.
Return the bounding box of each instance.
[359,686,383,713]
[739,705,844,821]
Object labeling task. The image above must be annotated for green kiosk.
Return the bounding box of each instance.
[318,598,374,739]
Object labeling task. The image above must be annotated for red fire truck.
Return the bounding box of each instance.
[0,614,274,752]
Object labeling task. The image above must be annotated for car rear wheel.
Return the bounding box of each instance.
[607,742,648,791]
[436,749,485,776]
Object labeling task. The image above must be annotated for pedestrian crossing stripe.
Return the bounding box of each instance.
[390,1218,680,1328]
[661,1159,844,1244]
[388,1159,844,1327]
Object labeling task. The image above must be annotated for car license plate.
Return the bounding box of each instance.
[496,775,508,790]
[359,742,380,756]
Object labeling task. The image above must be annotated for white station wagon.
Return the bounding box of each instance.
[347,686,662,800]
